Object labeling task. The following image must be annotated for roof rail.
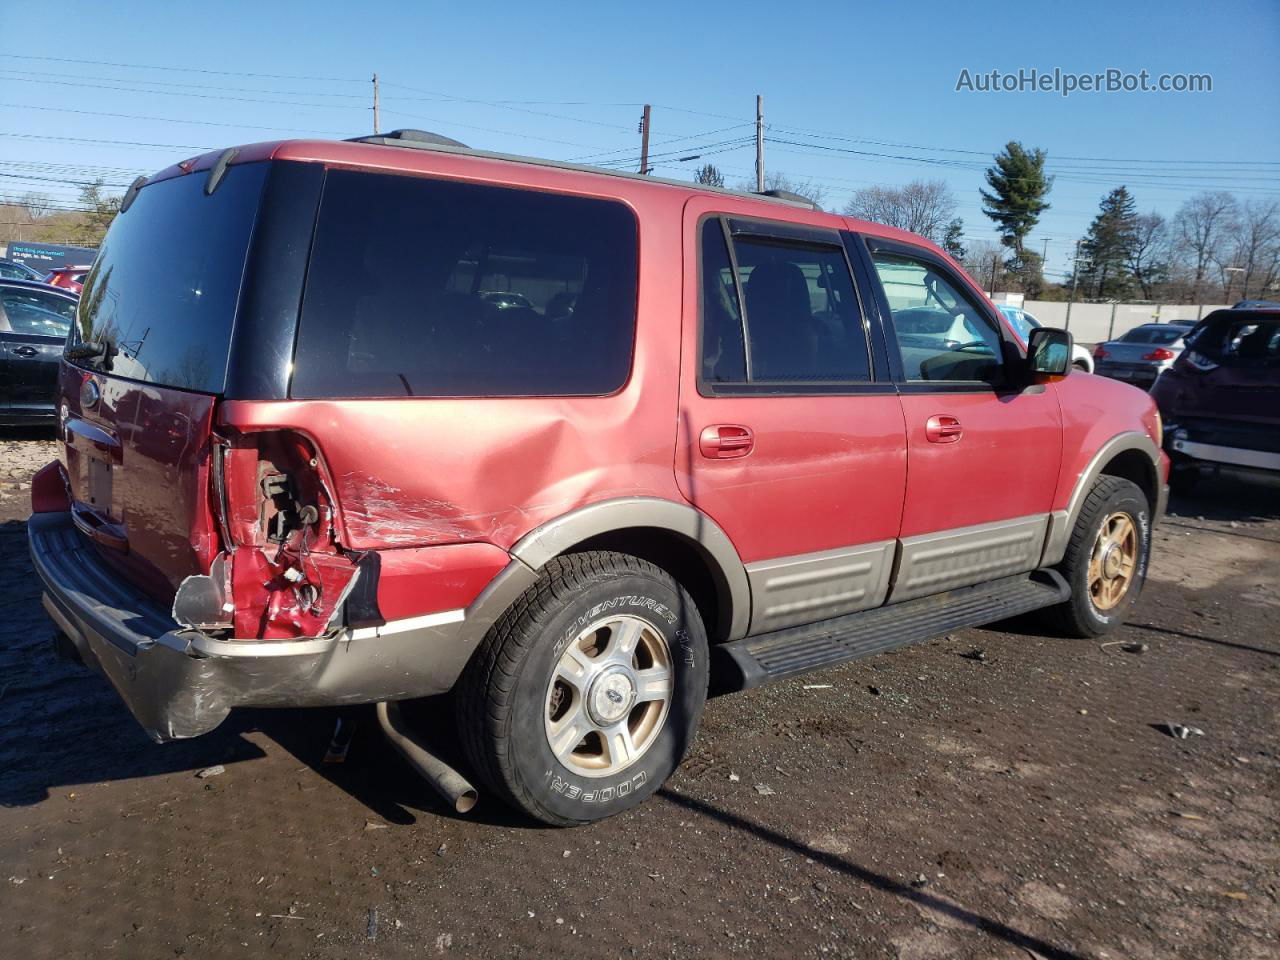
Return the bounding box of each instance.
[345,128,471,150]
[757,189,820,211]
[335,131,823,211]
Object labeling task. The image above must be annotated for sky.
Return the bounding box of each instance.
[2,0,1278,280]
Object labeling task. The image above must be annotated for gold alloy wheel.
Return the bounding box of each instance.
[1088,511,1139,610]
[544,615,673,778]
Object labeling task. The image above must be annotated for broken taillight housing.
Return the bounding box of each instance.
[176,429,363,640]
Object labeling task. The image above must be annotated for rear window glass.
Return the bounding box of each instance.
[1189,315,1280,363]
[292,169,638,398]
[1120,326,1181,345]
[69,163,267,393]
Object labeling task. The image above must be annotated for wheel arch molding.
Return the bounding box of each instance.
[509,497,751,642]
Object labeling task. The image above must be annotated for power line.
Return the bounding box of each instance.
[0,66,371,100]
[0,74,369,112]
[0,102,350,135]
[0,53,364,84]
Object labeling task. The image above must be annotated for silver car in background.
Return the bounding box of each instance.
[1092,323,1191,390]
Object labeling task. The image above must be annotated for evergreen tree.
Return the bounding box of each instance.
[980,142,1053,260]
[942,218,966,260]
[694,163,725,188]
[1079,187,1139,299]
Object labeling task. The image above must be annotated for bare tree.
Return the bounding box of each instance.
[738,171,828,210]
[1172,191,1238,302]
[844,180,956,243]
[1227,199,1280,300]
[961,240,1005,294]
[1127,211,1169,300]
[20,192,53,219]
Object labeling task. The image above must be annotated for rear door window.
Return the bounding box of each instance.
[699,218,871,388]
[69,162,268,393]
[291,170,639,398]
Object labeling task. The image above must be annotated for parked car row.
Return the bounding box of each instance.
[0,277,78,425]
[0,257,91,292]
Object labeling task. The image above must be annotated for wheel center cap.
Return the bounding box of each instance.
[587,668,636,726]
[1102,543,1122,578]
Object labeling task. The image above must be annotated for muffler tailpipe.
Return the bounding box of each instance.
[375,700,478,814]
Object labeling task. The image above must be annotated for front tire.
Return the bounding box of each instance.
[457,551,709,826]
[1045,476,1152,638]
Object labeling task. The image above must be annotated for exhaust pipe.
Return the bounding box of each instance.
[375,701,478,814]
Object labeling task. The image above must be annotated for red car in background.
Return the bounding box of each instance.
[42,266,91,294]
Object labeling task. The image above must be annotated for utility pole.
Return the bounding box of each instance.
[1065,239,1084,331]
[638,104,651,175]
[755,95,765,192]
[991,252,1001,297]
[372,73,380,135]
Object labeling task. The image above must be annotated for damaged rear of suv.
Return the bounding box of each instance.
[31,133,1167,826]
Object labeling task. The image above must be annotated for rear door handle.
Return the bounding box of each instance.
[925,415,963,443]
[699,424,755,459]
[11,345,38,358]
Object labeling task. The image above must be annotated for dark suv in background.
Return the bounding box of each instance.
[1152,307,1280,487]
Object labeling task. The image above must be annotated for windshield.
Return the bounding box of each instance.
[69,162,267,393]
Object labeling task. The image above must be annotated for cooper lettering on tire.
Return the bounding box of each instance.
[457,551,709,826]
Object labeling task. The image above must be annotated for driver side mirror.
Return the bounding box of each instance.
[1026,327,1073,383]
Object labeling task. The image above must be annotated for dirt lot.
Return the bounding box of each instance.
[1,430,1276,960]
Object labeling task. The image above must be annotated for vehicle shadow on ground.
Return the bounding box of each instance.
[658,788,1088,960]
[1165,468,1280,525]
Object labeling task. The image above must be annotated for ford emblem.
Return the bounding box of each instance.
[80,378,100,409]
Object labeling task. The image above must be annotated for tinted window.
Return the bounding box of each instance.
[700,219,870,385]
[700,219,747,383]
[0,288,75,337]
[1189,316,1280,364]
[872,252,1003,383]
[292,170,638,398]
[70,163,267,393]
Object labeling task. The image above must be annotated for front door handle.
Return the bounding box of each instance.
[11,345,38,358]
[925,415,963,443]
[699,424,755,459]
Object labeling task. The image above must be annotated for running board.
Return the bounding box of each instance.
[716,569,1069,690]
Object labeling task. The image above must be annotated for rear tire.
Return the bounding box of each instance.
[1044,476,1152,638]
[457,551,709,826]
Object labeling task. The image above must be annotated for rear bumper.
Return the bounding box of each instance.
[28,511,505,742]
[1169,438,1280,472]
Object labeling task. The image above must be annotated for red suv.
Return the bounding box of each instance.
[29,131,1168,825]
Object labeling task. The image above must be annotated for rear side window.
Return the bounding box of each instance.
[1189,315,1280,364]
[699,218,870,387]
[70,163,268,393]
[292,170,638,398]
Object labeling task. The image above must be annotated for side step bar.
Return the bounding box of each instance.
[717,569,1069,690]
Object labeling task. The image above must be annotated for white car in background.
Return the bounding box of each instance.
[998,305,1094,373]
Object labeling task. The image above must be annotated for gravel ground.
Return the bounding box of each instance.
[0,429,1276,960]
